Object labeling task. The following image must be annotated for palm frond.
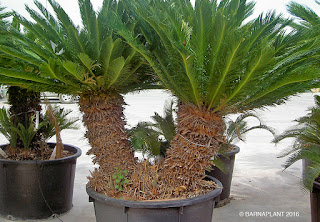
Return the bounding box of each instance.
[275,95,320,191]
[129,100,176,157]
[287,2,320,27]
[41,106,79,140]
[114,0,320,113]
[225,111,275,144]
[0,0,154,96]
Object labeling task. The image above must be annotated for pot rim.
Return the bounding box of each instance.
[0,143,81,165]
[87,175,222,209]
[218,144,240,157]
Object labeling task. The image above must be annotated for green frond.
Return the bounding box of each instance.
[225,111,275,144]
[287,2,320,27]
[0,67,52,85]
[0,108,17,148]
[79,0,100,58]
[13,13,54,53]
[114,0,320,114]
[128,121,162,157]
[62,60,86,81]
[275,95,320,191]
[304,162,320,190]
[10,122,38,149]
[107,56,125,87]
[42,106,79,140]
[0,0,154,96]
[129,100,176,157]
[24,4,61,46]
[0,45,43,67]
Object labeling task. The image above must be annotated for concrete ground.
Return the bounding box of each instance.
[0,90,318,222]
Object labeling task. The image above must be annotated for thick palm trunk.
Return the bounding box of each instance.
[161,103,226,192]
[79,93,135,177]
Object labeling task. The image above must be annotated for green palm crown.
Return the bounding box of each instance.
[0,0,153,95]
[110,0,320,113]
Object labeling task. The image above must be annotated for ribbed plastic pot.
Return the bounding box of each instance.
[0,143,81,220]
[87,176,222,222]
[206,145,240,206]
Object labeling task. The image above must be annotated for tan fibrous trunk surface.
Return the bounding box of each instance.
[161,103,226,193]
[79,93,135,181]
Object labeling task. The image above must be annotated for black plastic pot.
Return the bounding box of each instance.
[0,143,81,220]
[206,145,240,206]
[311,181,320,222]
[87,176,222,222]
[302,160,320,222]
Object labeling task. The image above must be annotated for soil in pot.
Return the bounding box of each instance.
[0,143,74,161]
[0,143,81,220]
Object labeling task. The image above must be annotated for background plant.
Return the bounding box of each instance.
[224,112,275,146]
[0,105,78,156]
[274,95,320,191]
[128,100,175,159]
[273,1,320,191]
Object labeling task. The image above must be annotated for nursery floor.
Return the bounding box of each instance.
[0,90,318,222]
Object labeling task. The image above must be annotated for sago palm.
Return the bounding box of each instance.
[273,0,320,192]
[0,6,44,152]
[110,0,320,192]
[274,95,320,191]
[0,0,153,180]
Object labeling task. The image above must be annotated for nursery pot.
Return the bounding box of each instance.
[311,181,320,222]
[206,145,240,206]
[87,176,222,222]
[303,160,320,222]
[0,143,81,220]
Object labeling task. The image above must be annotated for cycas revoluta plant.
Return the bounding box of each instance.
[0,5,44,154]
[109,0,320,194]
[273,0,320,191]
[274,95,320,191]
[0,0,155,182]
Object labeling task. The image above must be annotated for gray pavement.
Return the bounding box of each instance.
[0,90,318,222]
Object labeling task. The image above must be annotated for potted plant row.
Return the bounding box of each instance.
[0,86,81,220]
[0,0,320,221]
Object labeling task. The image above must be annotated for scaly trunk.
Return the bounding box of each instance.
[79,93,135,178]
[161,103,226,192]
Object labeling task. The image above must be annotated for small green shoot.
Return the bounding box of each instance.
[112,167,129,192]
